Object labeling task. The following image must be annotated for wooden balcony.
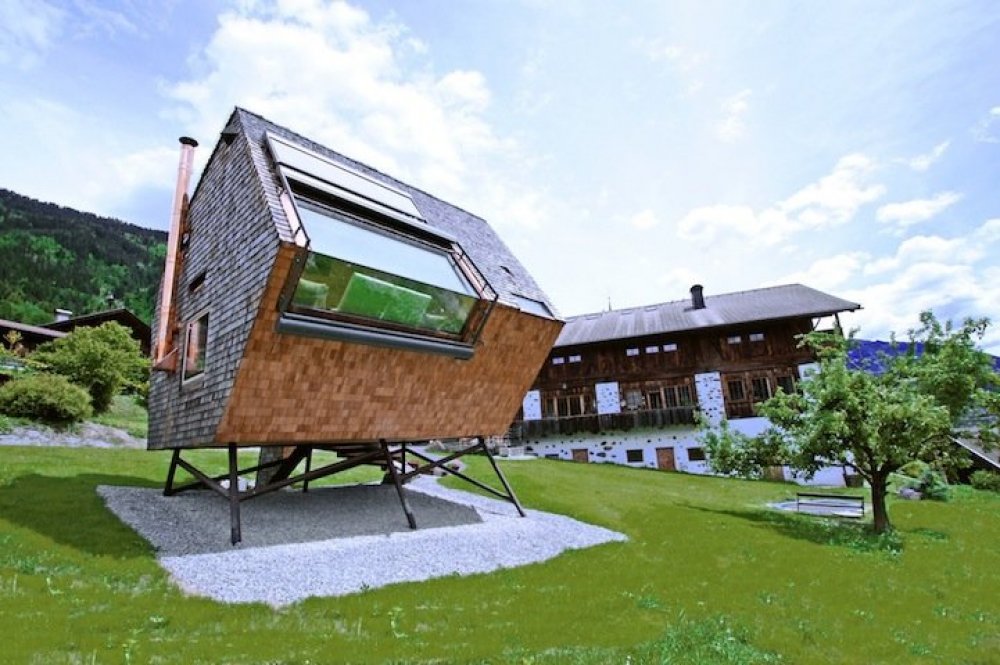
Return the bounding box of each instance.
[512,407,698,440]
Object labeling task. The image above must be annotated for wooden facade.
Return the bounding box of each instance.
[514,285,860,441]
[214,246,562,445]
[527,318,813,424]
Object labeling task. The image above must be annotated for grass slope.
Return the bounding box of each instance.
[0,447,996,664]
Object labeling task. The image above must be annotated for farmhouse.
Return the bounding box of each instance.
[148,108,562,542]
[512,284,861,485]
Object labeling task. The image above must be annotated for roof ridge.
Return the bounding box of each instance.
[564,283,806,320]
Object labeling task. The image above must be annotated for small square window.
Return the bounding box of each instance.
[551,357,565,365]
[727,379,745,401]
[749,332,765,342]
[662,343,678,352]
[568,354,582,363]
[645,345,659,354]
[727,335,742,345]
[626,348,639,357]
[687,447,707,462]
[626,449,644,463]
[183,312,209,381]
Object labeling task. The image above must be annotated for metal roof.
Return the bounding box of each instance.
[554,284,861,347]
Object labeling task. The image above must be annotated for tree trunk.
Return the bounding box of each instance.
[870,474,891,534]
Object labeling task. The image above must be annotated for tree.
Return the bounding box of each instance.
[704,313,999,534]
[32,322,147,414]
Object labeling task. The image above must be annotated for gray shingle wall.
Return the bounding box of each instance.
[148,112,282,449]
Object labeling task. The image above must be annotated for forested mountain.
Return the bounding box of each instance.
[0,189,167,325]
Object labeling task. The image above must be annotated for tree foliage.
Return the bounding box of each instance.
[0,188,166,324]
[32,323,147,414]
[704,312,999,533]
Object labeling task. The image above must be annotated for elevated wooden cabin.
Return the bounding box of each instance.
[148,108,562,541]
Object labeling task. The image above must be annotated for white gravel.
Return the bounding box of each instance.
[98,475,627,607]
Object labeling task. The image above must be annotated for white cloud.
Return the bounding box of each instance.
[972,106,1000,143]
[629,209,661,230]
[770,252,870,290]
[905,140,950,171]
[0,0,65,69]
[677,153,885,246]
[827,217,1000,351]
[863,234,983,275]
[0,96,177,220]
[163,0,529,213]
[875,191,962,228]
[973,218,1000,243]
[716,89,751,142]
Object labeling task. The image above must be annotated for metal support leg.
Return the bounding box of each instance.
[479,435,526,517]
[163,448,181,496]
[227,444,242,545]
[302,447,313,493]
[381,439,417,529]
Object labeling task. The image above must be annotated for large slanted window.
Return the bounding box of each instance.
[289,199,478,337]
[268,133,496,358]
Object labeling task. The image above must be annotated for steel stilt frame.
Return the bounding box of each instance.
[161,436,526,545]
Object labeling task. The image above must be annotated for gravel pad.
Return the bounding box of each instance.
[98,477,627,607]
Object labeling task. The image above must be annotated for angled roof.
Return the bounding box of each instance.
[0,318,66,340]
[226,108,559,319]
[44,308,149,334]
[554,284,861,347]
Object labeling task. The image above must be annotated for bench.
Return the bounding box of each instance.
[795,492,865,519]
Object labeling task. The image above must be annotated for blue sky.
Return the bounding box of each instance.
[2,0,999,350]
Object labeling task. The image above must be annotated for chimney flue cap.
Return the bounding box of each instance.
[690,284,706,310]
[179,136,198,147]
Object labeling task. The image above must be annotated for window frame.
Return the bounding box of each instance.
[273,171,498,359]
[182,310,209,383]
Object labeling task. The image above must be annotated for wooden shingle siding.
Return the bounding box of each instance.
[211,243,561,445]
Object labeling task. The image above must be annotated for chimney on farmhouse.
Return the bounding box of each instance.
[53,308,72,322]
[690,284,706,310]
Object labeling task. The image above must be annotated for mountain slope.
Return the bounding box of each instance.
[0,188,167,325]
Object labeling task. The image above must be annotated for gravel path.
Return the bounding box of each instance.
[99,476,627,607]
[0,423,146,448]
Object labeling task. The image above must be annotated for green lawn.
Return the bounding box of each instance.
[91,395,150,438]
[0,446,997,664]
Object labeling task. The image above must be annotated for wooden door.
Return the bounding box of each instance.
[656,447,676,471]
[571,448,589,463]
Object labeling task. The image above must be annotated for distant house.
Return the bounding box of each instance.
[0,308,150,355]
[147,108,562,542]
[0,318,65,353]
[512,283,861,485]
[44,308,152,355]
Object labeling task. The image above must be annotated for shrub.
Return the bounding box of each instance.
[32,322,147,414]
[0,373,92,424]
[916,468,951,501]
[899,460,929,478]
[970,470,1000,493]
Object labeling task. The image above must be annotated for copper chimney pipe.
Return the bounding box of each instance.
[153,136,198,368]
